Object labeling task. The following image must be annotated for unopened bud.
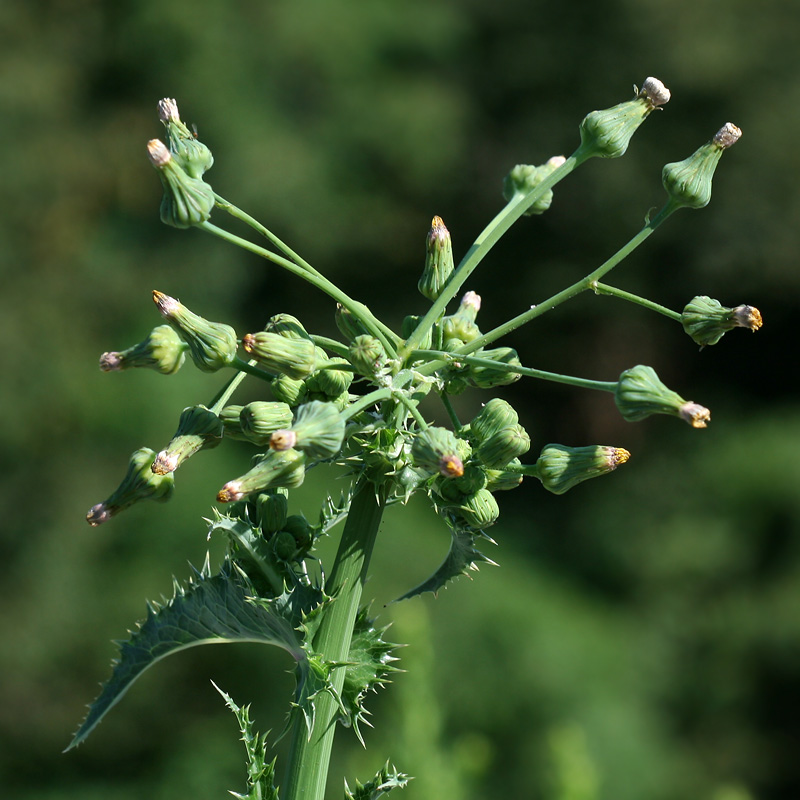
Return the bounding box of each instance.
[306,356,354,398]
[418,216,455,301]
[219,405,250,441]
[401,314,433,350]
[662,124,741,211]
[442,291,482,345]
[467,347,522,389]
[578,77,670,160]
[253,488,289,535]
[348,334,387,377]
[153,291,238,372]
[534,444,631,495]
[239,401,294,446]
[502,156,566,216]
[453,488,500,531]
[152,405,224,474]
[157,97,214,179]
[99,324,187,375]
[147,138,215,228]
[270,374,308,407]
[86,447,174,526]
[265,313,310,340]
[468,398,520,443]
[271,400,345,461]
[335,303,372,343]
[615,364,710,428]
[217,449,306,503]
[242,331,318,380]
[411,427,465,478]
[681,295,763,347]
[474,422,531,469]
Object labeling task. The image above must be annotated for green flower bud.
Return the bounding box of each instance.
[99,324,187,375]
[535,444,631,495]
[467,347,522,389]
[615,364,710,428]
[270,373,308,407]
[454,488,500,531]
[153,290,238,372]
[401,314,433,350]
[283,514,313,550]
[681,295,763,347]
[86,447,175,526]
[152,405,224,474]
[442,291,482,345]
[469,398,519,443]
[418,215,455,301]
[271,531,297,561]
[253,488,289,535]
[217,448,306,503]
[147,138,215,228]
[475,422,530,469]
[158,98,214,179]
[411,427,465,478]
[242,331,318,380]
[438,463,488,503]
[662,123,742,211]
[502,156,566,216]
[219,405,251,441]
[484,461,524,492]
[239,401,294,446]
[270,400,345,461]
[578,77,670,160]
[335,303,372,343]
[265,313,310,340]
[348,334,387,377]
[307,356,354,398]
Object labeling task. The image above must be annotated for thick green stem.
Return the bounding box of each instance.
[281,477,387,800]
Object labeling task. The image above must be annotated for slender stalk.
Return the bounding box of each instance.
[281,477,387,800]
[199,222,400,358]
[400,152,587,359]
[592,281,681,320]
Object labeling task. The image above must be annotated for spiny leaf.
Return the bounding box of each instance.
[392,523,497,602]
[66,559,321,750]
[212,682,279,800]
[344,762,410,800]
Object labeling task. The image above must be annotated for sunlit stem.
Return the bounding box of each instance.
[591,281,682,321]
[400,152,587,359]
[413,350,617,392]
[199,221,400,358]
[229,355,276,382]
[457,204,676,355]
[206,363,252,413]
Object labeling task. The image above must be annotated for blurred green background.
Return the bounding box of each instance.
[2,1,798,798]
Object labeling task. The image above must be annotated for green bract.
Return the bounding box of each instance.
[239,401,294,446]
[534,444,631,495]
[681,295,763,347]
[418,215,454,301]
[243,331,318,380]
[152,405,224,474]
[99,324,187,375]
[411,427,464,478]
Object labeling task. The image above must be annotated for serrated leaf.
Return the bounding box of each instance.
[344,762,410,800]
[212,682,279,800]
[392,524,496,602]
[66,559,320,750]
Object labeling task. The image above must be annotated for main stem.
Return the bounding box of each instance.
[281,476,387,800]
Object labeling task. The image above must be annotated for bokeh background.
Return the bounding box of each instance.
[2,1,799,798]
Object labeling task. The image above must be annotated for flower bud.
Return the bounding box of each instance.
[86,447,174,526]
[283,514,313,550]
[265,313,310,340]
[348,334,387,377]
[270,374,308,407]
[99,324,187,375]
[153,291,238,372]
[502,156,566,215]
[534,444,631,495]
[147,138,215,228]
[681,295,763,347]
[239,401,294,446]
[242,331,318,380]
[474,422,531,469]
[152,405,224,474]
[577,78,670,160]
[411,427,465,478]
[271,531,297,561]
[468,398,519,443]
[615,364,710,428]
[454,488,500,531]
[217,448,306,503]
[484,461,524,492]
[270,400,345,461]
[252,488,289,535]
[306,356,354,398]
[441,291,482,345]
[662,123,742,211]
[418,216,455,301]
[157,98,214,179]
[467,347,522,389]
[401,314,433,350]
[335,303,373,343]
[219,405,251,442]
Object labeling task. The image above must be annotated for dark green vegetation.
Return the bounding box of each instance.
[2,1,797,798]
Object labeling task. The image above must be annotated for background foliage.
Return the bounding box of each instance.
[2,1,798,798]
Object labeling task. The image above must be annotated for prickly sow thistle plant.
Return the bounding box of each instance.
[71,81,760,797]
